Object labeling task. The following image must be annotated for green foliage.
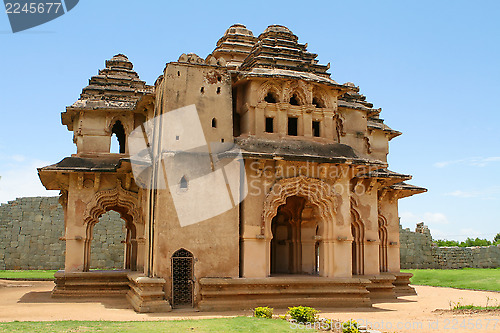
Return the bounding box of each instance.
[287,306,319,324]
[434,237,493,247]
[0,270,56,280]
[0,317,314,333]
[449,296,500,311]
[401,268,500,291]
[494,233,500,245]
[253,306,273,319]
[342,319,360,333]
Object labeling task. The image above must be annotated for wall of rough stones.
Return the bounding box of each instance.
[0,197,124,270]
[400,222,500,269]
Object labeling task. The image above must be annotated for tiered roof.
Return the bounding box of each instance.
[339,83,401,139]
[66,54,152,112]
[240,25,330,75]
[212,24,257,69]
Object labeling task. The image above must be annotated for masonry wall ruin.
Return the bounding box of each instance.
[0,197,123,270]
[400,223,500,269]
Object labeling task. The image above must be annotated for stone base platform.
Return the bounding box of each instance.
[126,272,172,313]
[392,272,417,296]
[52,270,172,312]
[52,270,130,297]
[198,276,372,311]
[362,274,397,299]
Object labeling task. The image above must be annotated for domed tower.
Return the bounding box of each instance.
[212,24,257,70]
[61,54,153,155]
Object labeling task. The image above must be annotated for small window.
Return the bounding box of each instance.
[288,117,298,136]
[221,138,224,143]
[177,71,181,77]
[289,94,300,106]
[212,118,217,128]
[111,120,126,154]
[216,87,221,94]
[312,97,324,108]
[265,117,274,133]
[200,87,205,94]
[312,121,321,137]
[264,92,277,103]
[180,176,188,190]
[217,75,222,82]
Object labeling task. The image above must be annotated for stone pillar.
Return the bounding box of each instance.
[323,110,334,139]
[255,104,265,135]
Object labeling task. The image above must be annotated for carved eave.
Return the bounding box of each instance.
[367,119,401,140]
[389,182,427,199]
[37,168,69,191]
[234,70,350,95]
[357,168,412,188]
[233,135,385,167]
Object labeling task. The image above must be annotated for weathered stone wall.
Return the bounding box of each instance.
[400,222,500,269]
[432,246,500,269]
[0,197,124,270]
[399,223,434,269]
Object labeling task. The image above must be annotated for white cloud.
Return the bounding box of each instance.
[400,211,450,229]
[446,190,480,198]
[434,156,500,168]
[445,187,500,199]
[0,157,58,204]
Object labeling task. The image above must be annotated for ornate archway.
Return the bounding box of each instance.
[262,176,339,276]
[83,184,142,271]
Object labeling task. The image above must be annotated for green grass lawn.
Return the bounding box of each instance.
[402,268,500,291]
[0,270,56,280]
[0,317,314,333]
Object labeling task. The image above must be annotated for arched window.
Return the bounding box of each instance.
[289,93,300,106]
[264,91,277,103]
[111,120,126,154]
[211,118,217,128]
[312,97,325,108]
[180,176,188,190]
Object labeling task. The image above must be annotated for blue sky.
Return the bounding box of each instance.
[0,0,498,241]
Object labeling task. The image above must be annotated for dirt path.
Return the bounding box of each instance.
[0,280,499,332]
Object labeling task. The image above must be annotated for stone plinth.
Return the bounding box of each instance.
[392,272,417,296]
[126,272,171,313]
[362,274,396,299]
[52,270,129,297]
[198,276,372,311]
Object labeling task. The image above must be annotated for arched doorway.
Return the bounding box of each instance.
[171,248,194,308]
[84,207,137,271]
[270,196,320,275]
[82,184,142,272]
[262,176,338,277]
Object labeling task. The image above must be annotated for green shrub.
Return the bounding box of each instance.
[287,306,319,323]
[254,306,273,319]
[342,319,360,333]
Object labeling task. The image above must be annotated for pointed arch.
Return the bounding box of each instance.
[378,215,388,272]
[258,82,282,103]
[263,176,340,238]
[351,197,365,275]
[262,176,340,276]
[82,184,142,271]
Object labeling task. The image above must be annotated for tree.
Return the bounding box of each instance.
[494,233,500,245]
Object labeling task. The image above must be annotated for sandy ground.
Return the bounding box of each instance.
[0,280,499,332]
